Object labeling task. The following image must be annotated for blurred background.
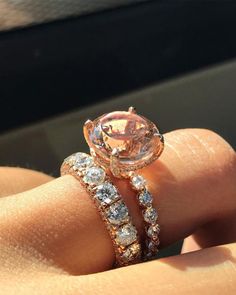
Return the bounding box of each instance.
[0,0,236,133]
[0,0,236,257]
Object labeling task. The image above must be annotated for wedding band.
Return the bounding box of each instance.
[83,107,164,260]
[61,152,141,266]
[130,174,160,259]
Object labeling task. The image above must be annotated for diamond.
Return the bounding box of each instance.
[106,201,129,225]
[146,252,153,259]
[147,240,159,252]
[116,224,137,246]
[147,224,160,240]
[64,154,76,166]
[131,175,146,190]
[91,125,103,147]
[121,243,141,262]
[83,166,106,185]
[74,152,93,170]
[95,182,119,206]
[144,208,158,224]
[138,190,153,206]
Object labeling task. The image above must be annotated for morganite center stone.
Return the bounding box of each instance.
[86,111,162,170]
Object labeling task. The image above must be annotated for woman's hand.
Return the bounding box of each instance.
[0,128,235,295]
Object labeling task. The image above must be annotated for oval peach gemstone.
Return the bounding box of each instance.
[87,111,161,169]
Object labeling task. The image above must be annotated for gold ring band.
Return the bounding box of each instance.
[61,152,142,266]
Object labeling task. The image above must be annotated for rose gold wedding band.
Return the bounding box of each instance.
[60,152,141,267]
[130,174,160,259]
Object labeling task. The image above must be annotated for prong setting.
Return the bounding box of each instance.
[110,148,122,178]
[84,119,94,129]
[83,119,94,146]
[128,106,136,113]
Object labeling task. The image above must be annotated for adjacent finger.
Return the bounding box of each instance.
[0,129,235,275]
[76,242,236,295]
[2,243,235,294]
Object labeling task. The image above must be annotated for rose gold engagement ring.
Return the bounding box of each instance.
[61,107,164,265]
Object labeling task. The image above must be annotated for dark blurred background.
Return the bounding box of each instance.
[1,0,236,133]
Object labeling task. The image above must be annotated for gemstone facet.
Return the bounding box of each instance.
[106,201,129,225]
[116,224,137,246]
[84,111,163,173]
[144,208,158,224]
[147,224,160,240]
[64,154,76,166]
[95,182,119,206]
[74,152,93,170]
[83,166,106,185]
[131,175,146,190]
[138,190,153,206]
[147,241,158,252]
[121,243,141,262]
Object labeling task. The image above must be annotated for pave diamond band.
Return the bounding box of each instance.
[60,152,141,266]
[61,107,163,266]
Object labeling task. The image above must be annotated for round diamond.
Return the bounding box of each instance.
[147,224,160,240]
[64,154,76,166]
[116,224,137,246]
[83,166,106,185]
[138,190,153,206]
[147,240,159,252]
[91,125,103,147]
[148,241,155,251]
[146,252,153,259]
[121,243,140,262]
[144,208,158,224]
[106,202,129,225]
[74,152,93,170]
[95,182,119,206]
[131,175,146,190]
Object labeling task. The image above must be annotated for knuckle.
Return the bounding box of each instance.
[188,128,235,169]
[167,127,235,185]
[176,128,236,195]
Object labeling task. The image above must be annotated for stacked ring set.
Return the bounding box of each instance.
[61,107,164,266]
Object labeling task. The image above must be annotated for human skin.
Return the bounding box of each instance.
[0,128,235,295]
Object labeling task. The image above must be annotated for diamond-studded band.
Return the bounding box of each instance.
[60,152,141,266]
[130,174,160,259]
